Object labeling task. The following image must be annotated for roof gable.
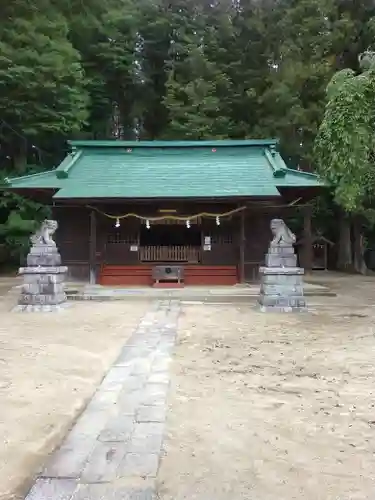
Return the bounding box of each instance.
[5,140,324,199]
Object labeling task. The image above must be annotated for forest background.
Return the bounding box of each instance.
[1,0,375,271]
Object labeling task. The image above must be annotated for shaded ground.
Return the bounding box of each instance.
[0,294,149,500]
[158,279,375,500]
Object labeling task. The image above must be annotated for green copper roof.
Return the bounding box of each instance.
[5,140,323,199]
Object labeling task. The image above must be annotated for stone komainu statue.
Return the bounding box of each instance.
[270,218,296,246]
[258,218,305,311]
[30,219,58,246]
[15,218,67,312]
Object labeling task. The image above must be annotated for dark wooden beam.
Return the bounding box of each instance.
[303,205,313,273]
[89,209,97,284]
[239,209,246,283]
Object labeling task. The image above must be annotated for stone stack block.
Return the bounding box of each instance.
[14,241,68,312]
[258,226,306,312]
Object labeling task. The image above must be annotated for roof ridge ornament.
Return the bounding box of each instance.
[269,144,277,156]
[264,146,286,178]
[55,150,82,179]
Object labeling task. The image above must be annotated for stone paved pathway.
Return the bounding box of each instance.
[25,300,180,500]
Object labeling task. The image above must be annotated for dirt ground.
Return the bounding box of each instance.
[1,274,375,500]
[158,279,375,500]
[0,292,149,500]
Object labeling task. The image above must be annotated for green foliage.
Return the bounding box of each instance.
[164,50,233,139]
[162,1,233,139]
[252,0,341,165]
[1,0,374,156]
[136,0,175,139]
[0,190,50,262]
[2,0,375,266]
[61,0,139,139]
[0,0,89,139]
[314,62,375,212]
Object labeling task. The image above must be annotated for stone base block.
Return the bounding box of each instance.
[259,266,304,276]
[18,292,67,306]
[258,264,306,312]
[260,273,303,285]
[26,244,62,267]
[265,254,297,267]
[258,305,307,313]
[260,284,304,296]
[258,294,306,308]
[27,255,62,267]
[16,240,68,312]
[12,303,69,313]
[21,282,65,295]
[19,266,68,275]
[23,273,65,285]
[268,244,295,255]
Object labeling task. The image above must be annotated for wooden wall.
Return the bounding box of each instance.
[53,206,90,281]
[100,217,140,266]
[244,211,272,281]
[200,217,238,266]
[52,202,296,283]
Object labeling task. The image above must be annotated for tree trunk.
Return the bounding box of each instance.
[303,205,313,273]
[337,210,353,271]
[12,139,28,173]
[353,216,368,275]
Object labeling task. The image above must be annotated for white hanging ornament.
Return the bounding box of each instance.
[186,219,190,228]
[216,216,220,226]
[115,218,120,228]
[146,219,150,229]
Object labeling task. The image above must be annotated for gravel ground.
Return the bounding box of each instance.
[158,293,375,500]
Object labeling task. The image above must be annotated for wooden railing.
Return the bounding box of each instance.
[139,245,200,263]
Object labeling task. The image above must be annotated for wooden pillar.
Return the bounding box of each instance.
[303,205,313,273]
[89,210,97,284]
[239,209,246,283]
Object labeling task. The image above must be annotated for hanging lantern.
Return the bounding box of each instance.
[146,219,150,229]
[115,218,120,228]
[186,219,190,228]
[216,216,220,226]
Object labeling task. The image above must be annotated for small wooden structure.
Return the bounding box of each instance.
[296,234,334,270]
[5,139,324,286]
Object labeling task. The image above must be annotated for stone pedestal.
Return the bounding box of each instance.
[258,243,306,312]
[14,243,68,312]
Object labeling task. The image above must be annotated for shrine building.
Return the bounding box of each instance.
[5,139,323,286]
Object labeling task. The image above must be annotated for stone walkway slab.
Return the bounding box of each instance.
[24,300,180,499]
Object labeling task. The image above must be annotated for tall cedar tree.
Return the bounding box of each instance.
[0,0,89,171]
[163,0,233,139]
[136,0,172,139]
[60,0,139,139]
